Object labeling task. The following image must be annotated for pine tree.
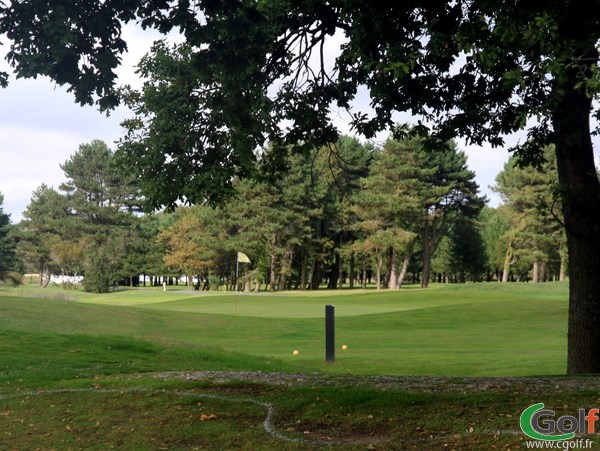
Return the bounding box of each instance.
[0,193,17,281]
[494,146,565,282]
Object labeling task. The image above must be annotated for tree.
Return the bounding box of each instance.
[415,142,485,287]
[233,168,316,292]
[3,1,600,373]
[479,207,511,281]
[82,237,125,293]
[494,147,566,282]
[352,140,422,289]
[0,192,17,281]
[136,214,169,287]
[446,217,487,283]
[307,136,373,290]
[120,216,163,287]
[60,140,142,227]
[355,137,483,288]
[159,207,214,289]
[222,138,373,292]
[18,142,146,291]
[60,140,145,291]
[18,184,71,286]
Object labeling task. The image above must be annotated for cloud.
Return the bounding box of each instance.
[0,124,75,221]
[461,142,510,207]
[0,81,126,222]
[0,25,149,222]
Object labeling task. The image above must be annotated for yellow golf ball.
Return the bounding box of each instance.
[292,350,299,356]
[342,345,348,351]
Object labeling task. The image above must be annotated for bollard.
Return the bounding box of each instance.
[325,304,335,363]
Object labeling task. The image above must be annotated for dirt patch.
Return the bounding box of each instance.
[149,370,600,394]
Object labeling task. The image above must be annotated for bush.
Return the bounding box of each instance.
[3,271,23,287]
[207,275,222,291]
[83,241,123,293]
[62,281,80,290]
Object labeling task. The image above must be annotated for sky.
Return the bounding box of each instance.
[0,25,510,224]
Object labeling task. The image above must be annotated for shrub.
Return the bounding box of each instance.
[3,271,23,287]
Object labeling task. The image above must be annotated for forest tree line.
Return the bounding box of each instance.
[0,136,566,293]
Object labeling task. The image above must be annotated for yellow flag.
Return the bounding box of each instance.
[237,252,251,264]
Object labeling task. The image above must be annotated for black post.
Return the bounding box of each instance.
[325,304,335,363]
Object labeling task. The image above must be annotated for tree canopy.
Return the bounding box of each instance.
[19,141,150,292]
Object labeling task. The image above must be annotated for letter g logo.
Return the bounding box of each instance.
[520,403,576,441]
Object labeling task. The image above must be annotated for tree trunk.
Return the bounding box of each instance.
[540,261,547,283]
[559,255,567,282]
[279,245,293,291]
[310,259,322,290]
[397,251,411,288]
[552,38,600,374]
[299,250,308,291]
[328,253,340,289]
[269,251,277,292]
[349,253,355,289]
[421,246,431,288]
[388,248,398,289]
[338,252,343,289]
[532,259,540,283]
[375,256,382,290]
[501,248,513,283]
[41,269,51,288]
[421,223,434,288]
[362,261,367,289]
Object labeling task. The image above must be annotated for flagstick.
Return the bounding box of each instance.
[235,257,239,312]
[236,259,239,293]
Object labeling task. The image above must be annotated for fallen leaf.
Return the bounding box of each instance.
[200,413,218,421]
[66,425,73,432]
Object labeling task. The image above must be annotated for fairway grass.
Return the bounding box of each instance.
[1,282,568,376]
[0,282,579,449]
[118,282,561,378]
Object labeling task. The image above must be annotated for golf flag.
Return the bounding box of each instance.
[237,252,251,264]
